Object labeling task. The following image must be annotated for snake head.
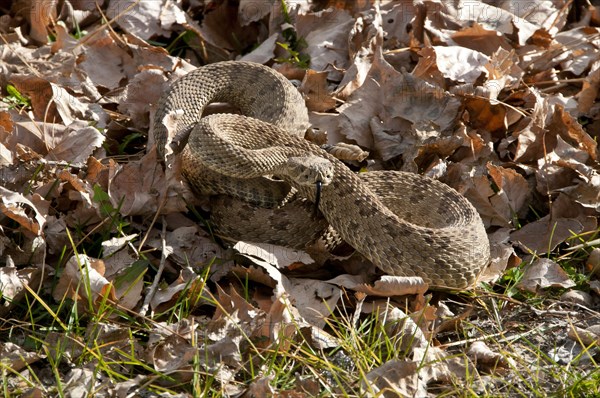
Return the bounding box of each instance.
[284,156,334,187]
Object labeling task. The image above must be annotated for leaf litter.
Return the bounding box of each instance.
[0,0,599,396]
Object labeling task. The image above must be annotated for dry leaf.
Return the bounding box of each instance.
[516,258,576,293]
[511,217,584,255]
[479,228,520,285]
[53,254,117,304]
[0,187,46,235]
[119,69,167,130]
[363,360,425,397]
[296,9,354,78]
[150,268,210,311]
[451,22,513,56]
[28,0,58,43]
[287,278,341,327]
[300,70,337,112]
[338,49,461,160]
[233,241,315,270]
[0,342,42,371]
[239,33,278,64]
[487,163,531,220]
[577,60,600,113]
[433,46,490,83]
[467,341,514,372]
[46,124,105,164]
[109,149,188,216]
[555,27,600,75]
[568,325,600,346]
[106,0,186,40]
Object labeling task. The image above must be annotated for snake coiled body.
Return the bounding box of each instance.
[152,61,490,288]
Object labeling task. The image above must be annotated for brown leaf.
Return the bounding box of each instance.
[0,111,14,138]
[9,75,57,122]
[296,9,354,79]
[238,0,275,25]
[150,269,210,312]
[49,84,108,127]
[52,255,117,304]
[286,279,341,327]
[245,376,276,397]
[234,241,315,271]
[555,27,600,75]
[186,0,258,63]
[5,114,50,157]
[0,187,46,235]
[467,341,514,372]
[568,325,600,346]
[239,34,278,64]
[0,264,42,307]
[433,46,490,83]
[460,172,511,228]
[451,23,513,56]
[548,105,598,161]
[28,0,58,43]
[511,217,584,255]
[0,342,42,372]
[464,97,507,134]
[381,1,416,49]
[118,69,167,130]
[577,60,600,113]
[511,90,553,163]
[516,258,576,293]
[159,225,224,267]
[363,360,425,397]
[300,70,336,112]
[78,32,135,90]
[50,23,78,52]
[338,49,461,160]
[46,125,104,164]
[479,228,520,285]
[109,148,188,216]
[586,248,600,277]
[152,334,196,378]
[487,163,531,219]
[106,0,186,40]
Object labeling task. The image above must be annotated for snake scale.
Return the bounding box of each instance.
[152,61,490,288]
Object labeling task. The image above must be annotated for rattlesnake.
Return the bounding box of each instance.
[152,61,490,288]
